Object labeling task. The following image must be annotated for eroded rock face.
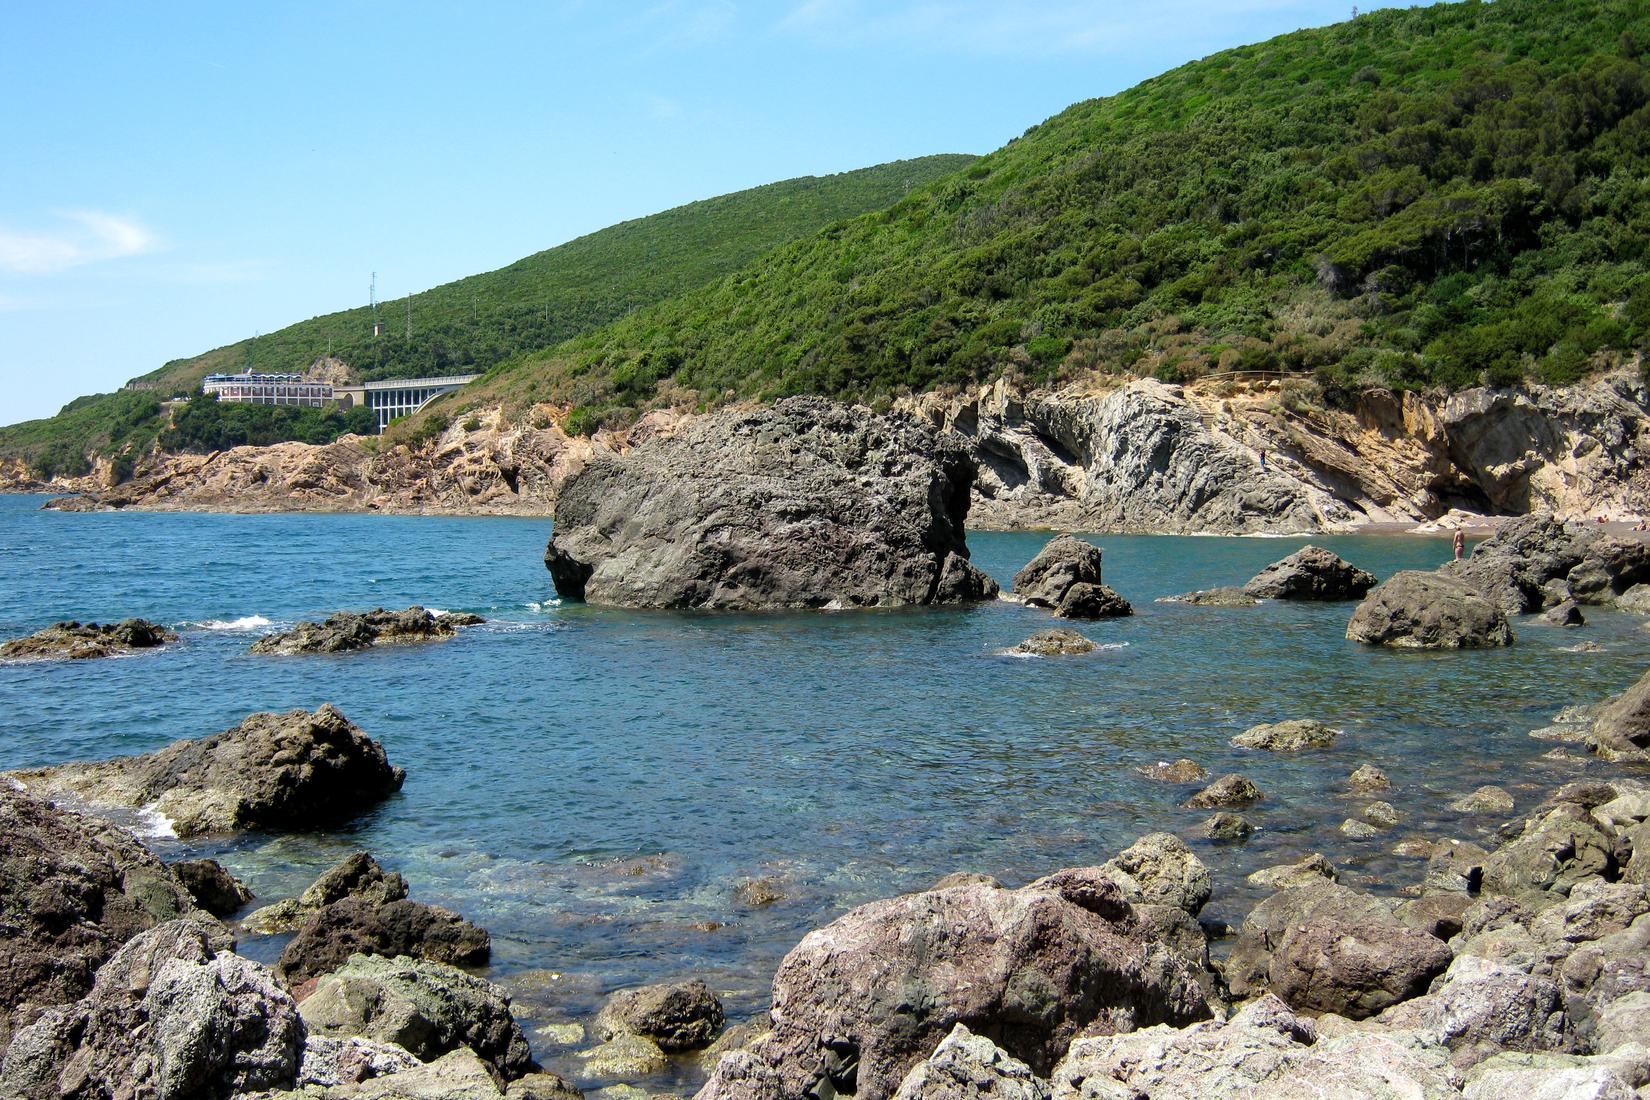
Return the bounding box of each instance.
[703,869,1209,1100]
[276,896,491,985]
[544,397,998,610]
[0,920,302,1100]
[0,618,177,661]
[1346,571,1514,649]
[6,704,405,838]
[0,786,217,1045]
[1244,546,1377,601]
[250,607,484,655]
[298,953,532,1084]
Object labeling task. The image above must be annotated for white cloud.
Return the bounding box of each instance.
[0,210,160,275]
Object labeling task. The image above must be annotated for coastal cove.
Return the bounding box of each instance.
[3,492,1649,1091]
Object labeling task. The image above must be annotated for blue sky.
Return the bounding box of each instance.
[0,0,1394,424]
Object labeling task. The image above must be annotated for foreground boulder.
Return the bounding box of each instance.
[1051,993,1460,1099]
[277,896,491,984]
[250,606,484,655]
[544,397,998,609]
[595,979,725,1052]
[0,920,302,1099]
[1346,571,1514,649]
[1588,666,1650,763]
[6,703,405,837]
[1012,536,1133,619]
[700,869,1208,1100]
[0,617,177,661]
[244,851,408,933]
[1099,833,1211,915]
[0,786,217,1045]
[1243,545,1377,601]
[299,953,532,1083]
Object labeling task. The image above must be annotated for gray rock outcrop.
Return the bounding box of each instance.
[1098,832,1211,916]
[0,920,302,1100]
[544,397,998,609]
[250,607,484,655]
[299,953,533,1084]
[1243,545,1377,600]
[891,1024,1051,1100]
[0,618,177,661]
[1445,514,1650,612]
[6,704,405,837]
[1346,571,1514,649]
[0,786,218,1045]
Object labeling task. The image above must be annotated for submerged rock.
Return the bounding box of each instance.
[1248,853,1338,891]
[544,397,998,609]
[1348,763,1392,792]
[1203,812,1254,840]
[0,786,217,1045]
[277,896,491,985]
[299,953,533,1083]
[171,857,254,918]
[250,606,484,655]
[1346,570,1514,649]
[1231,719,1337,751]
[1183,774,1264,809]
[0,919,302,1099]
[0,617,177,661]
[1008,628,1096,656]
[1243,545,1377,601]
[1136,758,1208,783]
[1451,786,1516,815]
[1159,586,1257,607]
[243,851,410,934]
[594,979,725,1052]
[6,703,404,838]
[699,867,1209,1100]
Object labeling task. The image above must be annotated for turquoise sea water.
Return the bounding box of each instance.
[2,492,1647,1087]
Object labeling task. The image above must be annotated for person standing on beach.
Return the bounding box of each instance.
[1453,528,1465,561]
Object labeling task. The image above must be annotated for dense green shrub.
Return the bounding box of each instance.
[159,393,377,452]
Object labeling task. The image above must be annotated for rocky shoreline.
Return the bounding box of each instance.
[11,369,1648,534]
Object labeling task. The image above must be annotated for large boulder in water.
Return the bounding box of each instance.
[1243,545,1376,601]
[5,703,405,838]
[1588,666,1650,763]
[0,919,302,1100]
[0,786,219,1045]
[1012,536,1132,619]
[0,618,177,661]
[544,397,998,609]
[1346,571,1514,649]
[699,868,1209,1100]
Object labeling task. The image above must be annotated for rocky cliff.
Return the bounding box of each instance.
[14,370,1649,533]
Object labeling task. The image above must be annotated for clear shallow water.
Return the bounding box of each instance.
[2,493,1647,1085]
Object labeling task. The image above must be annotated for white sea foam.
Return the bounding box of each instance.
[525,599,562,613]
[135,803,178,840]
[196,615,273,632]
[427,608,450,618]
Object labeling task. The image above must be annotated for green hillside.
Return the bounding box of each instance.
[0,155,973,474]
[470,0,1650,430]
